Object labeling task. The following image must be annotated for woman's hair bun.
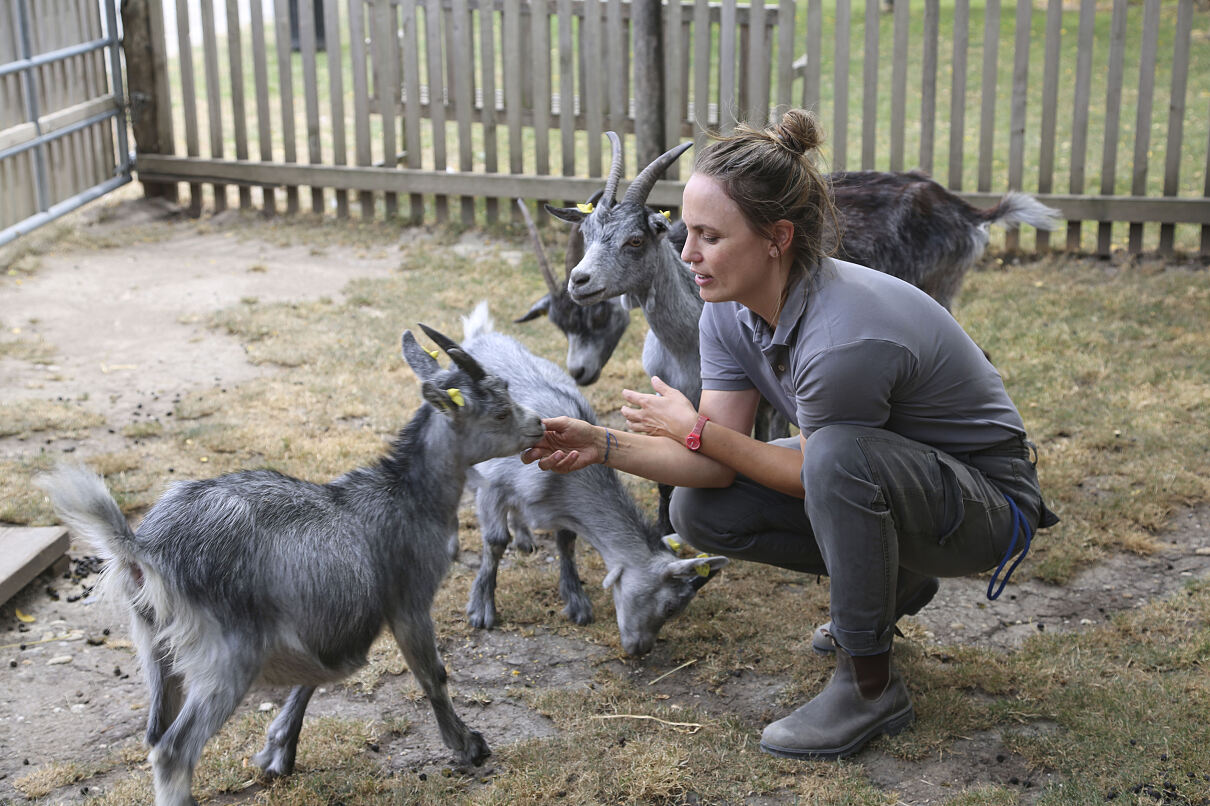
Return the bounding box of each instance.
[772,109,823,156]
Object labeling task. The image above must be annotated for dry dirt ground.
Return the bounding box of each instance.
[2,199,1209,804]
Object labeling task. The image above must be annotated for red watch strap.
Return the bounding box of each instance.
[685,414,709,451]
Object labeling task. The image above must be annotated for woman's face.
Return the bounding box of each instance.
[681,174,784,319]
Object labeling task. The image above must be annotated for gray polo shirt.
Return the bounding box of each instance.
[699,257,1026,455]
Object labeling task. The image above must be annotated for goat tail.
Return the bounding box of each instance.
[34,465,141,601]
[983,192,1063,232]
[461,299,495,342]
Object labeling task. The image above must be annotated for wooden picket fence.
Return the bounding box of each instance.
[122,0,1209,254]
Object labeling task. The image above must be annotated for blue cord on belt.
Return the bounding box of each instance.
[987,495,1033,601]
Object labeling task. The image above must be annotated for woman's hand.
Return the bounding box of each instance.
[520,416,602,473]
[620,376,698,444]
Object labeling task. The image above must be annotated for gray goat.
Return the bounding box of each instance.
[537,134,1062,395]
[35,325,543,806]
[460,301,728,656]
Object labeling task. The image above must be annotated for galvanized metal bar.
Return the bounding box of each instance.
[0,108,120,162]
[0,174,131,248]
[13,0,51,215]
[0,37,112,79]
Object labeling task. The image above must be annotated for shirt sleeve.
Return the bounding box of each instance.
[699,304,755,392]
[793,339,915,436]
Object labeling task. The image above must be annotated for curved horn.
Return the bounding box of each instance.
[417,323,487,382]
[600,131,625,208]
[622,141,693,206]
[516,198,561,297]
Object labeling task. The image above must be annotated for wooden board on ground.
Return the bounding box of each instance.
[0,525,70,606]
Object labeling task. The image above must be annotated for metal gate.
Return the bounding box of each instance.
[0,0,131,248]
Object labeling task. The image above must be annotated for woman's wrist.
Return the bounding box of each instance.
[600,426,619,465]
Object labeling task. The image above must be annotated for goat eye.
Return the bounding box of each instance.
[627,236,643,248]
[495,411,510,421]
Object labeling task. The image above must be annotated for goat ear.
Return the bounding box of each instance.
[602,566,623,590]
[402,330,441,381]
[545,203,586,225]
[646,209,671,234]
[421,380,457,416]
[662,556,729,582]
[514,295,551,323]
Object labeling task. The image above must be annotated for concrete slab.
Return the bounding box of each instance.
[0,525,70,606]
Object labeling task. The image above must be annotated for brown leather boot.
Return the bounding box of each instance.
[760,648,914,760]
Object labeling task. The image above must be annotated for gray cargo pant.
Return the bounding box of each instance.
[669,424,1056,657]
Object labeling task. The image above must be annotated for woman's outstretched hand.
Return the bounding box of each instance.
[621,376,697,443]
[521,416,602,473]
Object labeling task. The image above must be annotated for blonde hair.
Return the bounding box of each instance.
[693,109,837,308]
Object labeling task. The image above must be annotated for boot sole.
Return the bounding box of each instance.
[758,705,915,761]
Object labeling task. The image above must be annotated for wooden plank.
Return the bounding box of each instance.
[482,0,500,222]
[372,0,398,218]
[323,0,348,217]
[718,0,736,133]
[135,155,1210,225]
[832,0,849,170]
[400,0,423,221]
[0,96,117,152]
[200,0,227,211]
[692,0,710,147]
[583,0,602,176]
[745,0,766,127]
[451,0,475,224]
[1096,0,1127,256]
[427,0,449,222]
[665,0,684,160]
[298,0,323,213]
[0,526,69,607]
[890,0,909,172]
[558,0,574,197]
[249,0,275,213]
[176,0,203,215]
[226,0,253,209]
[859,0,877,169]
[803,0,821,113]
[530,0,550,195]
[272,0,300,213]
[1161,0,1193,255]
[775,0,795,115]
[976,0,999,193]
[504,0,523,217]
[1066,0,1095,250]
[347,0,371,217]
[1127,0,1160,253]
[606,0,625,134]
[1035,0,1062,251]
[1004,0,1031,251]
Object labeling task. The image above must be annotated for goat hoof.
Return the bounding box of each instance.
[457,731,491,767]
[466,608,498,630]
[563,601,593,626]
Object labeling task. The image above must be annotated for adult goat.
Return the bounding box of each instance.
[36,326,543,806]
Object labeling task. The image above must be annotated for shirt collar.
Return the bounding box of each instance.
[736,271,811,352]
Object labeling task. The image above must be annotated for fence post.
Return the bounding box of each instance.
[633,0,665,167]
[121,0,177,201]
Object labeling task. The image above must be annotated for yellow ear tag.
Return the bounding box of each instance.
[446,388,465,407]
[661,210,671,220]
[666,538,683,553]
[426,348,440,360]
[694,562,711,578]
[576,202,594,214]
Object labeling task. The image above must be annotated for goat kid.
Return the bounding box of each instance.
[35,326,543,806]
[460,301,728,657]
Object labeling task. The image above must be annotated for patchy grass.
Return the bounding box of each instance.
[3,212,1209,805]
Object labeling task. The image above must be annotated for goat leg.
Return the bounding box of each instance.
[253,685,316,778]
[133,613,184,748]
[555,528,592,625]
[150,662,259,806]
[467,490,510,629]
[389,612,490,767]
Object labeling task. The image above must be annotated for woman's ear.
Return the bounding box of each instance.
[769,220,794,258]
